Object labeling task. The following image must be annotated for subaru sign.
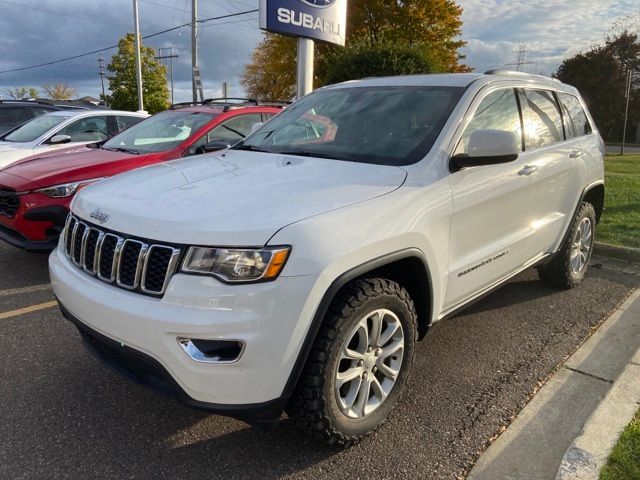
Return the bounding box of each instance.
[259,0,347,46]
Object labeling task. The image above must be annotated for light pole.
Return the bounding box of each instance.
[133,0,144,111]
[621,70,632,156]
[191,0,198,103]
[296,37,314,100]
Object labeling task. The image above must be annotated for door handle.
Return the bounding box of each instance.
[570,150,584,159]
[518,165,539,176]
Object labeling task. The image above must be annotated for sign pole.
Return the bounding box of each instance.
[296,37,314,100]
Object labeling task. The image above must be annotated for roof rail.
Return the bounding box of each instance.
[484,69,561,83]
[171,98,291,112]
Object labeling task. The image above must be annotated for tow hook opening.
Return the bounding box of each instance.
[178,338,244,364]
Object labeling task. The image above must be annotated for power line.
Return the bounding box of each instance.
[0,0,89,20]
[0,9,258,75]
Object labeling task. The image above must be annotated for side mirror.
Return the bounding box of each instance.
[250,122,264,135]
[450,129,519,171]
[195,141,231,155]
[49,134,72,145]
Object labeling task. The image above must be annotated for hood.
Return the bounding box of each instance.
[0,144,31,169]
[1,149,142,189]
[72,150,407,246]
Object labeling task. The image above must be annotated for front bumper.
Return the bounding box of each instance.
[49,247,321,417]
[0,195,69,251]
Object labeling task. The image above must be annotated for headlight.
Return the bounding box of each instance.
[35,178,105,198]
[181,246,291,283]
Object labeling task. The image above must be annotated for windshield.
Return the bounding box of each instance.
[4,114,67,143]
[237,86,464,166]
[102,110,214,154]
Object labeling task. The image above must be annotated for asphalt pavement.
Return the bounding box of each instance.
[0,241,638,480]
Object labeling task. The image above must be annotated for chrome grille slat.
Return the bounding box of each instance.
[62,214,180,297]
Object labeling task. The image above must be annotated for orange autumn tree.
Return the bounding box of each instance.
[241,0,469,100]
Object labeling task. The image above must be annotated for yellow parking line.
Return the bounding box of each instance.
[0,301,58,320]
[0,284,51,297]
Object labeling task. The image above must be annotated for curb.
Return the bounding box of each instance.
[555,291,640,480]
[594,242,640,263]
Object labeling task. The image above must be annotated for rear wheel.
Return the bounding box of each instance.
[539,202,596,289]
[287,278,417,447]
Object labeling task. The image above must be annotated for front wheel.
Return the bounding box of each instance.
[287,278,417,447]
[539,202,596,289]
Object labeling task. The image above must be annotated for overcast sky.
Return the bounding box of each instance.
[0,0,637,103]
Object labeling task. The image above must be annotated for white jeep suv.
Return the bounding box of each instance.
[50,71,605,446]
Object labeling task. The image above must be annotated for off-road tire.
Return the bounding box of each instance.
[286,278,417,447]
[538,202,596,289]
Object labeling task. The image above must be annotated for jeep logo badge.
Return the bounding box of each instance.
[90,208,110,225]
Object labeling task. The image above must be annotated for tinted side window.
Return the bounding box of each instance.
[57,116,109,142]
[455,88,523,155]
[29,107,56,117]
[0,107,29,125]
[116,115,144,132]
[521,89,564,149]
[558,93,592,139]
[209,114,263,143]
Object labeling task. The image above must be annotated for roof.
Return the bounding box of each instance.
[321,71,578,94]
[44,110,148,119]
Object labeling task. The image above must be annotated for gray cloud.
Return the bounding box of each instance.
[0,0,637,103]
[0,0,263,102]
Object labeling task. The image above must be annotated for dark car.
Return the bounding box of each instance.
[0,100,61,135]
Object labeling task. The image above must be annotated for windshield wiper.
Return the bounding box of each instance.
[280,150,351,161]
[233,144,274,153]
[103,147,140,155]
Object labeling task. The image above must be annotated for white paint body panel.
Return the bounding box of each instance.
[50,73,605,407]
[0,110,148,169]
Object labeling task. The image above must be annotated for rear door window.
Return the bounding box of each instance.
[558,93,592,139]
[520,89,564,150]
[0,107,29,126]
[116,115,144,132]
[455,88,523,155]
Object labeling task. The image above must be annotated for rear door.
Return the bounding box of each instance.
[446,87,538,309]
[517,89,582,254]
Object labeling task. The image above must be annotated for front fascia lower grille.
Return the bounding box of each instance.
[63,214,182,297]
[0,188,21,218]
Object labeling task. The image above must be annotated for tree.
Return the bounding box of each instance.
[556,31,640,142]
[322,41,444,85]
[242,0,468,100]
[42,83,75,100]
[103,33,169,113]
[5,87,39,99]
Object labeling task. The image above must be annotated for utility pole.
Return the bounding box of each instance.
[621,70,632,156]
[97,53,106,100]
[191,0,198,103]
[155,47,179,104]
[133,0,144,111]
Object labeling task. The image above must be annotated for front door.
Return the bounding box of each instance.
[445,87,538,310]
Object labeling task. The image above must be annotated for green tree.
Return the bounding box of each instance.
[103,33,169,113]
[242,0,468,99]
[5,87,39,99]
[322,41,444,85]
[555,31,640,141]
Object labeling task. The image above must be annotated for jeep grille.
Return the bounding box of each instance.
[63,214,182,296]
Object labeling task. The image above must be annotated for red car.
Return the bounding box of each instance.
[0,100,283,251]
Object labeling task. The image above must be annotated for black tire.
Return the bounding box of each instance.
[286,278,417,447]
[538,202,596,289]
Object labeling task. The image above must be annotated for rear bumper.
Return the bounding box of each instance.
[59,303,287,424]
